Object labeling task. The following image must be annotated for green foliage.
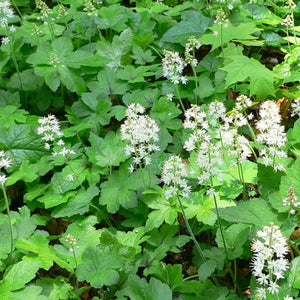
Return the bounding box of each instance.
[1,0,300,299]
[222,44,275,100]
[0,261,42,299]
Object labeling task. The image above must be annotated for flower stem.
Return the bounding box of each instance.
[175,84,185,112]
[210,178,228,258]
[1,185,13,264]
[177,194,219,287]
[11,0,23,18]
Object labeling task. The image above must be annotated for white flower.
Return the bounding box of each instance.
[1,37,10,45]
[166,93,174,101]
[121,103,160,171]
[161,156,191,199]
[252,223,290,298]
[283,186,300,214]
[0,150,12,186]
[0,174,7,185]
[281,14,294,27]
[256,100,287,171]
[291,97,300,117]
[0,157,12,168]
[162,50,187,85]
[67,174,74,182]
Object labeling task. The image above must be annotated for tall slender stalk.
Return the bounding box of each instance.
[176,194,219,287]
[209,177,228,258]
[1,185,14,264]
[175,85,185,112]
[11,0,23,18]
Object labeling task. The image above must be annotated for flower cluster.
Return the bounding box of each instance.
[214,9,229,27]
[0,0,16,45]
[281,14,294,27]
[283,186,300,215]
[161,156,191,199]
[291,97,300,117]
[162,50,188,85]
[0,150,12,186]
[65,233,79,252]
[35,0,54,24]
[251,223,290,299]
[37,114,75,158]
[84,0,98,16]
[256,100,287,171]
[284,0,296,9]
[120,103,160,172]
[185,36,202,68]
[183,100,252,194]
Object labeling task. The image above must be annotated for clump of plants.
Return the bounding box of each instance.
[0,0,299,299]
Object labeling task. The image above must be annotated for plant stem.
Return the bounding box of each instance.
[2,185,13,264]
[177,195,206,262]
[7,29,26,107]
[210,178,228,258]
[71,244,78,289]
[237,160,247,200]
[175,84,185,112]
[90,204,114,228]
[11,0,23,18]
[220,24,225,60]
[177,194,219,287]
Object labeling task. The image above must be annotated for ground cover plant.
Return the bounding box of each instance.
[0,0,300,299]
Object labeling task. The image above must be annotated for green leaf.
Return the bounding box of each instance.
[194,76,214,98]
[91,67,129,95]
[161,10,212,44]
[86,131,127,167]
[6,160,40,186]
[0,261,41,298]
[54,216,102,267]
[0,90,20,107]
[76,246,123,288]
[150,98,182,150]
[146,196,179,230]
[34,66,61,92]
[0,105,28,128]
[36,277,74,300]
[288,257,300,289]
[200,22,262,51]
[185,192,235,226]
[16,235,72,272]
[100,162,157,213]
[52,187,99,217]
[144,261,184,289]
[8,69,43,91]
[221,44,275,100]
[117,276,173,300]
[69,92,112,131]
[146,225,190,260]
[198,260,216,282]
[269,158,300,212]
[64,50,107,68]
[0,124,45,170]
[10,285,48,300]
[216,223,251,259]
[258,165,283,198]
[218,198,279,226]
[58,66,86,95]
[97,28,133,70]
[38,192,76,209]
[117,65,158,83]
[96,5,131,32]
[131,44,155,65]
